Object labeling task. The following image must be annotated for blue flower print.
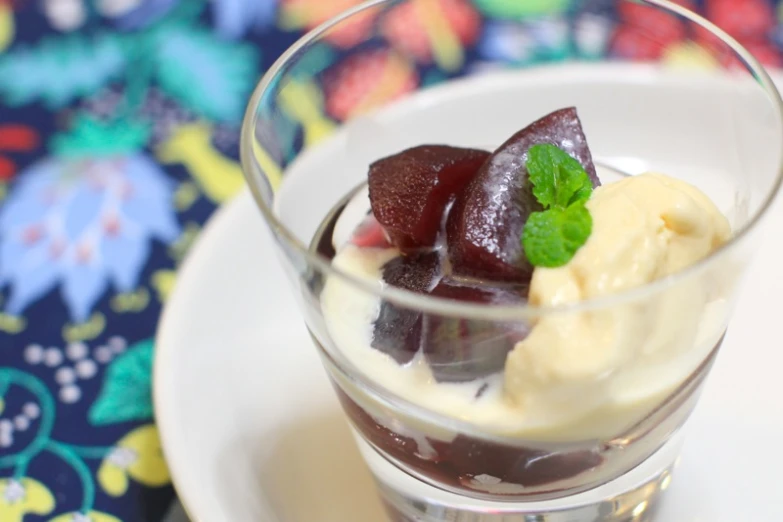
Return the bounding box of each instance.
[98,0,180,30]
[211,0,278,39]
[478,17,574,67]
[0,154,180,322]
[478,21,538,65]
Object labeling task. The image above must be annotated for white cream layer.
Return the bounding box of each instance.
[321,175,731,441]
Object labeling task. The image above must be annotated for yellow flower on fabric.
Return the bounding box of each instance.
[0,478,55,522]
[151,270,177,303]
[156,123,244,203]
[49,510,122,522]
[0,2,14,53]
[662,42,719,70]
[98,424,170,496]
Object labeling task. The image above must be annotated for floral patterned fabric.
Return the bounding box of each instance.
[0,0,781,520]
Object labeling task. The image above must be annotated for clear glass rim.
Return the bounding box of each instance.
[240,0,783,321]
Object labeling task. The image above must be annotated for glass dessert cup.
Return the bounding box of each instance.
[240,1,783,520]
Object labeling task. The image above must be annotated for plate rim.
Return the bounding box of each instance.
[153,70,783,522]
[153,192,251,522]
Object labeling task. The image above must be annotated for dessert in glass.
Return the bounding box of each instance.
[240,1,783,520]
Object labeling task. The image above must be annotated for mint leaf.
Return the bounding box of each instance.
[522,144,595,268]
[569,181,592,206]
[526,144,592,209]
[522,203,592,268]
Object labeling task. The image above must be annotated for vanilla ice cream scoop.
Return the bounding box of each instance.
[504,173,732,417]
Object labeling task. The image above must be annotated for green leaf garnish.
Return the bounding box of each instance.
[522,203,592,268]
[526,144,593,208]
[522,144,594,267]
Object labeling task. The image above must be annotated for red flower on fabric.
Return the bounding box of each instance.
[323,49,419,121]
[611,0,694,60]
[278,0,376,48]
[0,0,27,12]
[0,125,39,181]
[610,0,782,68]
[701,0,781,69]
[704,0,775,41]
[380,0,481,65]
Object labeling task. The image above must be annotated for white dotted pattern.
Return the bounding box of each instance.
[0,401,44,442]
[43,0,86,31]
[75,359,97,379]
[19,341,109,405]
[0,430,12,448]
[72,513,92,522]
[59,385,81,404]
[44,347,63,367]
[55,366,76,385]
[66,341,89,361]
[108,447,138,468]
[22,403,40,419]
[109,336,127,353]
[13,415,29,431]
[24,344,43,364]
[4,480,24,502]
[95,346,113,363]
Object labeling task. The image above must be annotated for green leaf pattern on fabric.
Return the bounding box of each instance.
[89,339,155,426]
[0,34,126,108]
[152,25,260,122]
[473,0,572,19]
[51,115,152,158]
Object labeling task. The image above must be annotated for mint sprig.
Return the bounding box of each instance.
[522,144,593,268]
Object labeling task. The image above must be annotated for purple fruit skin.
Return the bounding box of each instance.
[372,255,527,381]
[369,145,490,251]
[421,279,527,381]
[372,253,440,365]
[448,107,600,283]
[370,107,598,377]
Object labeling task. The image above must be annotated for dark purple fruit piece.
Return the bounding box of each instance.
[335,387,602,494]
[373,254,528,381]
[380,251,441,294]
[372,253,440,364]
[447,436,603,489]
[448,108,599,283]
[432,278,528,304]
[421,280,527,382]
[369,145,490,251]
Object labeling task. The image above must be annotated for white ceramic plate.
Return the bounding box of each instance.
[155,189,783,522]
[155,68,783,522]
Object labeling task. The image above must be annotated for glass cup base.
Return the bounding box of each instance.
[355,429,684,522]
